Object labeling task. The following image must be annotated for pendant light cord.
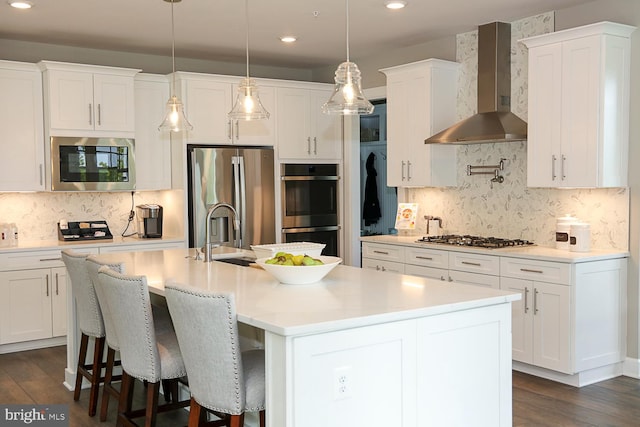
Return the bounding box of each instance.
[170,0,177,96]
[345,0,350,62]
[245,0,250,79]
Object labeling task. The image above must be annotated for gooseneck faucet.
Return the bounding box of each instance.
[204,202,241,262]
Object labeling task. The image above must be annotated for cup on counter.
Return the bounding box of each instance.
[570,222,591,252]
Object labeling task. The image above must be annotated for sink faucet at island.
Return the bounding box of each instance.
[204,202,241,262]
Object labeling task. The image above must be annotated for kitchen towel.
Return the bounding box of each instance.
[363,152,382,226]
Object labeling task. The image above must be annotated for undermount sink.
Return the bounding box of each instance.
[214,256,256,267]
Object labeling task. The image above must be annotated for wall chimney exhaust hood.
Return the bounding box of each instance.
[425,22,527,145]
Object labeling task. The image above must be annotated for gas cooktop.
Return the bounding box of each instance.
[416,235,534,249]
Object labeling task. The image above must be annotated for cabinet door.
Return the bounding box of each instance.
[309,89,342,160]
[135,76,172,190]
[500,277,533,364]
[532,281,571,372]
[93,73,136,132]
[184,79,233,144]
[51,267,67,337]
[526,43,562,187]
[46,70,95,131]
[0,269,52,344]
[0,64,45,191]
[277,87,312,159]
[385,73,408,186]
[234,83,276,146]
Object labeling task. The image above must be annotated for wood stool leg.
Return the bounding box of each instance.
[88,336,105,417]
[187,398,202,427]
[117,372,135,427]
[100,346,117,421]
[73,333,89,401]
[145,381,160,427]
[259,410,266,427]
[229,414,244,427]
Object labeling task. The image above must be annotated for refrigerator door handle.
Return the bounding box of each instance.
[233,155,246,248]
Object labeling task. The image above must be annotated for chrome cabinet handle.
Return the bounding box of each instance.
[415,256,433,260]
[561,155,566,180]
[40,258,62,262]
[307,137,311,155]
[373,250,389,255]
[524,287,529,313]
[45,274,49,297]
[375,265,380,271]
[551,155,557,181]
[401,161,406,181]
[448,276,453,282]
[235,121,239,140]
[407,160,412,181]
[533,288,539,314]
[97,104,101,125]
[440,275,446,281]
[227,121,232,140]
[55,273,59,295]
[313,137,317,155]
[381,266,386,272]
[520,268,543,274]
[461,261,481,267]
[88,104,92,125]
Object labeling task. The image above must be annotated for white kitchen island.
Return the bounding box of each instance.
[78,248,520,427]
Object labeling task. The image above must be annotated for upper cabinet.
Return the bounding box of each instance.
[134,74,172,191]
[39,61,140,137]
[276,86,342,161]
[175,72,276,146]
[0,61,45,191]
[381,59,459,187]
[521,22,635,188]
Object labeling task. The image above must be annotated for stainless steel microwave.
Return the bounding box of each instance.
[50,137,136,191]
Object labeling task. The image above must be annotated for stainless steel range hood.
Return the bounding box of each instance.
[425,22,527,145]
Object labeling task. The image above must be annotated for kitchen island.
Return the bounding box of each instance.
[80,248,520,427]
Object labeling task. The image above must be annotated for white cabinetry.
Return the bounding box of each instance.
[521,22,635,188]
[134,74,172,190]
[361,242,404,273]
[380,59,459,187]
[39,61,139,136]
[500,257,626,380]
[0,61,45,191]
[176,73,276,146]
[276,86,342,161]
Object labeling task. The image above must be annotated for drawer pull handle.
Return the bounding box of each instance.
[524,287,529,313]
[534,288,539,314]
[55,273,59,296]
[373,250,389,255]
[46,274,49,297]
[415,256,433,260]
[461,261,481,267]
[40,258,62,262]
[520,268,543,274]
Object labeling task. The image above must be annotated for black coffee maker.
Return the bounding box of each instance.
[136,204,163,238]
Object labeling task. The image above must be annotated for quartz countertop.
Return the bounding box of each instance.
[92,248,520,337]
[0,235,185,253]
[360,234,629,263]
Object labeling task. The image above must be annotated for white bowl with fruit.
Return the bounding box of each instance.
[255,252,342,285]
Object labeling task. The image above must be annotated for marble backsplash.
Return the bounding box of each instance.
[0,190,185,242]
[405,11,630,250]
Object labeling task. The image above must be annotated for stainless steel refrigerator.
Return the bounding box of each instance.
[187,145,275,250]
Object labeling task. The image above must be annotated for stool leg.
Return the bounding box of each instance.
[74,333,89,401]
[145,381,160,427]
[88,336,105,417]
[187,398,201,427]
[259,410,266,427]
[100,346,117,421]
[117,371,135,427]
[229,414,244,427]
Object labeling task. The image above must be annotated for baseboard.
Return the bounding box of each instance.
[623,357,640,378]
[0,336,66,354]
[513,361,623,387]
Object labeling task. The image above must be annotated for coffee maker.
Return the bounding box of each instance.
[136,204,163,238]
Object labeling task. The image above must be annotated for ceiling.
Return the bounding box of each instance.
[1,0,594,69]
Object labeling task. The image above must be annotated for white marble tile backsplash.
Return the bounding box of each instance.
[407,11,630,251]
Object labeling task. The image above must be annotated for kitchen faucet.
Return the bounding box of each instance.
[204,202,240,262]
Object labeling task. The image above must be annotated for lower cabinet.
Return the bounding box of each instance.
[0,267,67,344]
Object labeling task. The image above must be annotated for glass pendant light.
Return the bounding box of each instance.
[228,0,270,121]
[158,0,193,132]
[322,0,374,115]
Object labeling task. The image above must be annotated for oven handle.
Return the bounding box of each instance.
[281,176,339,181]
[282,225,340,233]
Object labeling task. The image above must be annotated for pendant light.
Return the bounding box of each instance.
[228,0,270,120]
[322,0,374,115]
[158,0,193,132]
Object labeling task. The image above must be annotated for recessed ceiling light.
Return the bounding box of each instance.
[8,1,33,9]
[280,36,297,43]
[384,1,406,9]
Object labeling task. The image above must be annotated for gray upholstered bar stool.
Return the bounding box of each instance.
[165,283,266,427]
[61,249,108,417]
[96,266,189,427]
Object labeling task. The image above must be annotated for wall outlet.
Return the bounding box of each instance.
[333,366,352,400]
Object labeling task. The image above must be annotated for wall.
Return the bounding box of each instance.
[405,12,630,251]
[0,190,184,243]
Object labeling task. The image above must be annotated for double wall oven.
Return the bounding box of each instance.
[281,164,340,256]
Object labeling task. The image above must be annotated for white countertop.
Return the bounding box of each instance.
[92,248,520,337]
[0,235,185,253]
[361,234,629,262]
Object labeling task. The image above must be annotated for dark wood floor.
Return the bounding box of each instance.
[2,345,640,426]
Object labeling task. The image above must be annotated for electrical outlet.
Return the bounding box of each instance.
[333,366,352,400]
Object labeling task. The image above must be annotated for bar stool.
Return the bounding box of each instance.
[165,283,266,427]
[61,249,108,417]
[96,267,189,427]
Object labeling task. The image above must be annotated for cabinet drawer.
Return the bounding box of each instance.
[449,270,500,289]
[361,243,405,263]
[404,264,447,281]
[362,258,404,274]
[448,251,500,276]
[500,257,570,285]
[0,247,99,271]
[405,247,448,269]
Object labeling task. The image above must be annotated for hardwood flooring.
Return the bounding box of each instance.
[2,345,640,426]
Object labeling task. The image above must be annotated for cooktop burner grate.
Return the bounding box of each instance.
[415,234,534,249]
